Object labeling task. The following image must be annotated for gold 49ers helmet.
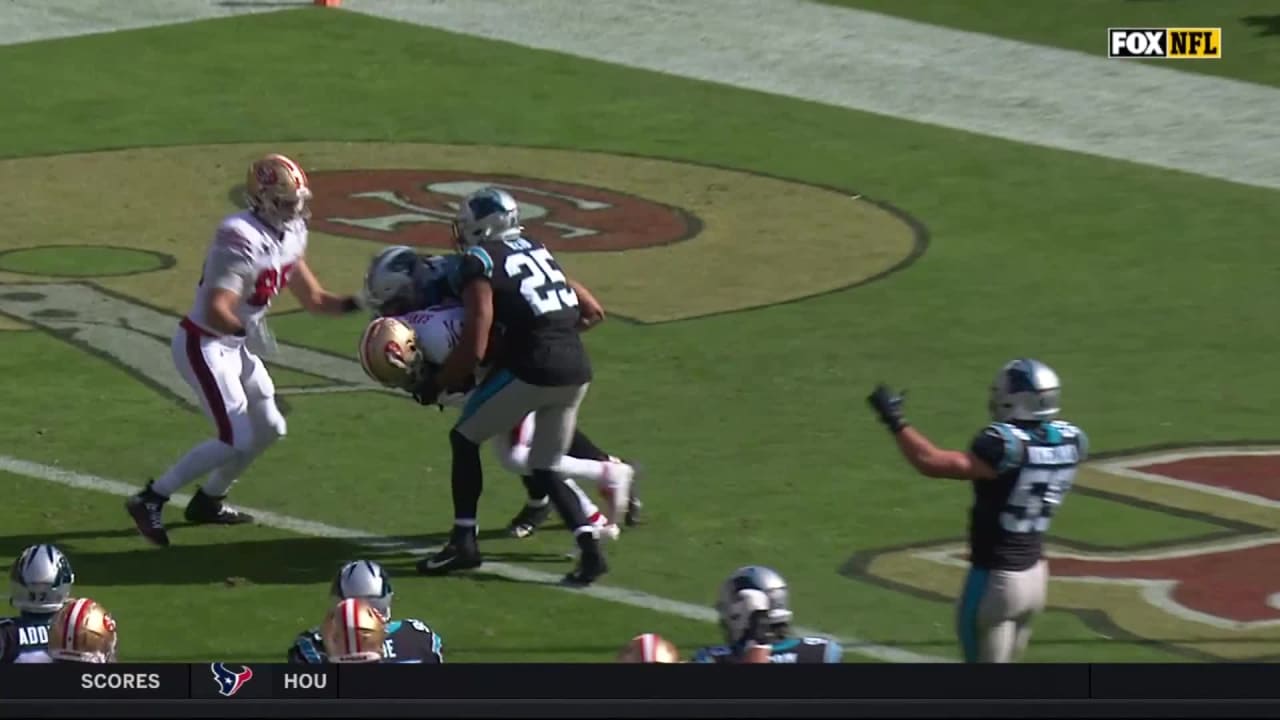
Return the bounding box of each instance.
[616,633,680,663]
[49,597,117,664]
[358,316,422,389]
[322,598,387,663]
[245,153,312,230]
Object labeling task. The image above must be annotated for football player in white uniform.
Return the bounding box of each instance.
[358,306,624,540]
[126,153,364,547]
[362,246,642,536]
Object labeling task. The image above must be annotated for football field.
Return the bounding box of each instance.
[1,0,1279,663]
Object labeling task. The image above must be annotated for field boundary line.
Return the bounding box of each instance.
[0,453,950,663]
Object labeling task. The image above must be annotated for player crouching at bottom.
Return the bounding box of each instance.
[691,566,842,664]
[617,633,680,663]
[47,598,118,664]
[2,544,76,664]
[289,560,442,664]
[866,358,1086,663]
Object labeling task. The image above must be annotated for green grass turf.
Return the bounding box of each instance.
[0,8,1277,662]
[818,0,1280,87]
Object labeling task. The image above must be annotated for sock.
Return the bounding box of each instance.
[567,429,610,462]
[151,440,239,498]
[520,475,549,505]
[511,444,621,488]
[564,478,601,519]
[201,446,258,497]
[534,468,589,536]
[450,429,484,522]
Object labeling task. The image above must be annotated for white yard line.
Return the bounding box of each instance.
[344,0,1280,192]
[0,453,950,663]
[0,0,284,47]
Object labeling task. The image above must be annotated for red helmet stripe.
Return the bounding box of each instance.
[344,599,359,655]
[63,598,88,651]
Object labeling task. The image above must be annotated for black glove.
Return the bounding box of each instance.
[867,384,909,434]
[409,364,441,407]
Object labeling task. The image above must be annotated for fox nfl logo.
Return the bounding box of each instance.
[1108,28,1222,59]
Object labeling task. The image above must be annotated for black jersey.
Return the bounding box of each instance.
[0,613,54,663]
[967,419,1088,571]
[448,237,591,387]
[691,636,843,664]
[288,617,443,664]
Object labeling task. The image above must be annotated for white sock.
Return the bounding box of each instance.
[201,448,257,497]
[151,440,239,498]
[564,478,601,519]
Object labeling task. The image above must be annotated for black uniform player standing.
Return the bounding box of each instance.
[691,566,842,664]
[288,560,443,664]
[867,358,1087,663]
[1,545,75,664]
[410,187,610,585]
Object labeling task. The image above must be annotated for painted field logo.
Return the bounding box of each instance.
[0,142,923,324]
[308,171,694,252]
[847,447,1280,660]
[1108,28,1222,59]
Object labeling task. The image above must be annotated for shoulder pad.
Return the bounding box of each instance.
[982,423,1027,473]
[214,218,258,257]
[402,618,433,635]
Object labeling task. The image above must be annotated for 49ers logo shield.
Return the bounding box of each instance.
[846,447,1280,660]
[307,170,695,252]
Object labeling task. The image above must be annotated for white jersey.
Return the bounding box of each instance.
[395,303,485,408]
[186,210,308,335]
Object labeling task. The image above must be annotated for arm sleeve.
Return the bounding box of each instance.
[447,247,494,295]
[205,226,257,296]
[969,427,1008,472]
[1075,426,1090,462]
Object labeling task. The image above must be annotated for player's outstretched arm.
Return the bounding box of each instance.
[286,258,362,316]
[867,384,997,481]
[569,277,605,331]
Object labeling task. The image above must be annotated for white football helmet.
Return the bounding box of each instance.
[715,566,794,646]
[989,358,1061,423]
[451,187,523,248]
[331,560,394,621]
[9,544,74,615]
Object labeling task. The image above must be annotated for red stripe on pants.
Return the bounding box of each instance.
[181,317,233,445]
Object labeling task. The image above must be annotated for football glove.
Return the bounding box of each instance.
[867,384,909,434]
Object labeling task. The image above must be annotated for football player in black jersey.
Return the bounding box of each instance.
[867,358,1087,663]
[409,187,613,585]
[361,246,643,534]
[691,566,843,664]
[0,544,75,664]
[288,560,443,664]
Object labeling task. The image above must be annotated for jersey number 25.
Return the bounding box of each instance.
[505,248,578,317]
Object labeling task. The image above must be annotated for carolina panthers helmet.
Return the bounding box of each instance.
[451,187,523,248]
[715,566,794,646]
[363,246,424,317]
[331,560,394,621]
[9,544,74,614]
[989,358,1061,423]
[245,153,311,230]
[321,598,386,663]
[617,633,680,663]
[48,597,117,664]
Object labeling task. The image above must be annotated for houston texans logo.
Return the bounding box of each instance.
[210,662,254,697]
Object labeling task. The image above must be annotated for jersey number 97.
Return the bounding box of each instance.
[505,248,579,317]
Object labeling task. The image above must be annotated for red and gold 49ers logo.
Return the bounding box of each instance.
[847,447,1280,660]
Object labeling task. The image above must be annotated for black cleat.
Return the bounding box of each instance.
[625,496,643,527]
[563,535,608,586]
[125,482,171,547]
[184,489,255,525]
[507,502,553,539]
[417,528,482,575]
